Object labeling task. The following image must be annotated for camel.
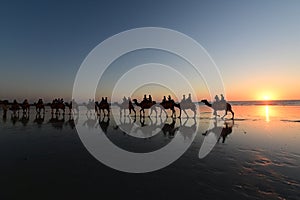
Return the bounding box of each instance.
[114,100,136,116]
[20,100,30,114]
[132,99,158,117]
[201,99,234,119]
[34,99,45,114]
[49,101,65,114]
[179,101,196,118]
[95,99,110,116]
[159,100,181,118]
[65,101,79,115]
[0,100,9,117]
[83,99,95,115]
[10,100,20,115]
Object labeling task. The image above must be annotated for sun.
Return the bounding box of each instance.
[263,95,270,100]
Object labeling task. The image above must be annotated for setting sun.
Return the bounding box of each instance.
[263,95,270,100]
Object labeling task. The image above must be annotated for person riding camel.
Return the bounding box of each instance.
[215,95,220,103]
[162,96,167,103]
[182,94,186,102]
[168,95,172,101]
[186,93,192,103]
[149,95,152,102]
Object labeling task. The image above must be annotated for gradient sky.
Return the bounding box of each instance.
[1,0,300,102]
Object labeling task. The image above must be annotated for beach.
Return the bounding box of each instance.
[0,102,299,199]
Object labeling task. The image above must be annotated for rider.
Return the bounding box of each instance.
[143,94,147,101]
[214,95,220,103]
[220,94,225,102]
[186,93,192,103]
[149,95,152,102]
[182,94,186,102]
[168,95,172,101]
[162,96,167,102]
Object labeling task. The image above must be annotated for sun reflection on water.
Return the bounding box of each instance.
[265,106,270,122]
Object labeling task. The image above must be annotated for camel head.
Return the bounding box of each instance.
[201,99,212,107]
[132,99,138,103]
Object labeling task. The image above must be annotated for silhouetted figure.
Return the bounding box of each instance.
[220,94,225,102]
[186,93,192,103]
[143,94,147,101]
[215,95,220,102]
[168,95,172,101]
[149,95,152,102]
[162,96,167,103]
[182,95,186,102]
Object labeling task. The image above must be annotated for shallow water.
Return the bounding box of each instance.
[0,105,299,199]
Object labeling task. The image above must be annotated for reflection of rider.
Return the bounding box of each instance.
[149,95,152,102]
[162,96,166,102]
[168,95,172,101]
[122,96,127,103]
[182,95,186,102]
[220,94,225,102]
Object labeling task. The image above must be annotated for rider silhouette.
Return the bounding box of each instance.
[168,95,172,101]
[215,95,220,102]
[149,95,152,102]
[186,93,192,103]
[182,95,186,102]
[220,94,225,102]
[162,96,166,102]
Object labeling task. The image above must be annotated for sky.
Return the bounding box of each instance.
[0,0,300,102]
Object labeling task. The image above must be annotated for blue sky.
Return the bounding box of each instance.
[1,0,300,101]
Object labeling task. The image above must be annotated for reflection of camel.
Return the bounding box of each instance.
[201,99,234,119]
[180,101,196,118]
[114,101,136,116]
[114,115,137,134]
[96,115,110,133]
[179,118,197,140]
[83,114,98,130]
[202,119,234,143]
[65,115,78,129]
[159,100,181,118]
[162,118,180,138]
[132,99,158,117]
[33,113,44,127]
[48,113,65,130]
[20,113,30,126]
[34,99,45,114]
[95,99,110,116]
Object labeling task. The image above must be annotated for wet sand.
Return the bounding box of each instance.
[0,105,299,199]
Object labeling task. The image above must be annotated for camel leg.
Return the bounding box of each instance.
[183,109,188,118]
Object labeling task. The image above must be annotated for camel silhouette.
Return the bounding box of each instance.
[95,98,110,116]
[159,100,181,118]
[180,101,196,118]
[114,99,136,116]
[201,99,234,119]
[20,99,30,114]
[132,99,158,117]
[34,99,45,114]
[49,101,65,115]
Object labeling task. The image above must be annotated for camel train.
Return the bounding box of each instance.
[0,94,234,119]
